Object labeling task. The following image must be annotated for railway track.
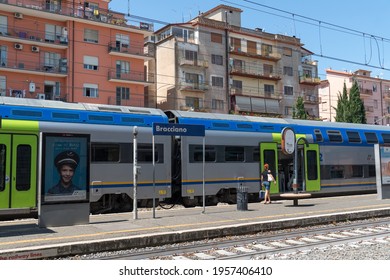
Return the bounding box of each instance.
[88,217,390,260]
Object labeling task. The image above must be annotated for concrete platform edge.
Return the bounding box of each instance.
[1,207,390,260]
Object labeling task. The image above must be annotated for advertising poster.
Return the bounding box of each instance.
[380,145,390,184]
[42,133,90,204]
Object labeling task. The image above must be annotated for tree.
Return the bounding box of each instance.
[292,96,307,119]
[349,81,367,124]
[333,81,366,124]
[334,83,349,122]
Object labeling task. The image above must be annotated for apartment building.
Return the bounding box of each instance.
[319,68,390,125]
[153,5,320,117]
[0,0,153,106]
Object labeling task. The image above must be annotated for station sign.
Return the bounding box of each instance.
[153,123,205,137]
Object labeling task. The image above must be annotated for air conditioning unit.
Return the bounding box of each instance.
[14,43,23,50]
[31,46,40,52]
[37,93,46,100]
[14,12,23,19]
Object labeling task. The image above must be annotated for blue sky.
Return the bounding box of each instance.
[109,0,390,79]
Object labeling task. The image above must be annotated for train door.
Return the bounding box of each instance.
[260,143,279,193]
[0,134,37,210]
[304,143,320,192]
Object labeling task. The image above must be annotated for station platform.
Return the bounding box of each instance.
[1,193,390,260]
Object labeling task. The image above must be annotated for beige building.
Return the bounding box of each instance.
[319,69,390,125]
[152,5,320,117]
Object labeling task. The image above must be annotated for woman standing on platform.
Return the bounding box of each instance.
[261,163,275,204]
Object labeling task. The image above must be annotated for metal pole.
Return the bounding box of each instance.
[133,126,138,220]
[293,139,299,194]
[152,135,156,218]
[202,136,206,214]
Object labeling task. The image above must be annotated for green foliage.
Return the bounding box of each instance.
[333,81,366,124]
[292,96,307,119]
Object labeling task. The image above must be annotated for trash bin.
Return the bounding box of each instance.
[237,185,248,211]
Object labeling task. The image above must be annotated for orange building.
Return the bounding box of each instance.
[0,0,154,106]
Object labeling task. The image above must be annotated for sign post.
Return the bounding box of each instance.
[152,123,205,216]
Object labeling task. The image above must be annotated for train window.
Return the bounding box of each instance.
[237,124,253,129]
[213,122,229,128]
[382,133,390,144]
[352,165,363,177]
[252,147,260,162]
[364,132,378,144]
[346,131,361,143]
[225,146,245,162]
[12,110,42,118]
[189,145,216,162]
[314,129,323,142]
[121,117,145,124]
[91,144,120,162]
[138,144,164,163]
[306,150,318,180]
[52,112,80,120]
[88,115,114,122]
[330,166,344,179]
[327,130,343,142]
[0,144,5,192]
[16,145,31,191]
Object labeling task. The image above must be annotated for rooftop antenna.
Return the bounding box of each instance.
[127,0,130,16]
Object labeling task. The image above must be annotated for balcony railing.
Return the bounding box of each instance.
[299,76,321,85]
[1,0,154,32]
[0,57,67,74]
[179,82,208,92]
[230,65,282,80]
[230,87,282,100]
[108,70,154,84]
[178,57,209,68]
[108,42,151,58]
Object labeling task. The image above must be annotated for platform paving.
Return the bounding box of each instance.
[1,194,390,260]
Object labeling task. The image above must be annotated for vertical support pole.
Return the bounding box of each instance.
[133,126,138,220]
[202,136,206,214]
[152,135,156,218]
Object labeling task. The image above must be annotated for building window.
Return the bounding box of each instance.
[211,76,224,87]
[185,97,203,109]
[263,64,273,75]
[83,56,98,70]
[116,87,130,100]
[283,47,292,56]
[83,83,99,98]
[0,76,6,96]
[211,32,222,44]
[247,40,257,55]
[185,50,197,61]
[84,28,99,43]
[284,86,294,95]
[232,80,242,94]
[285,106,293,115]
[230,37,241,51]
[212,99,224,110]
[283,66,293,76]
[261,44,272,56]
[44,52,60,69]
[264,84,274,96]
[211,54,223,65]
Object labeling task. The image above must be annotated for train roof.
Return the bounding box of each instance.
[167,110,390,134]
[0,97,168,126]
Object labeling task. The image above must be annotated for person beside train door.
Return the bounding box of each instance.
[261,163,276,204]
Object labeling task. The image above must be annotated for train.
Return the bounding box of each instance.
[0,96,386,216]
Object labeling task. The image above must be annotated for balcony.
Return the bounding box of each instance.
[0,28,68,49]
[108,70,154,85]
[304,95,319,104]
[360,88,373,95]
[230,87,282,100]
[229,47,282,62]
[0,57,68,77]
[178,57,209,68]
[179,82,208,92]
[0,0,154,34]
[108,42,153,60]
[230,65,281,80]
[299,75,321,85]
